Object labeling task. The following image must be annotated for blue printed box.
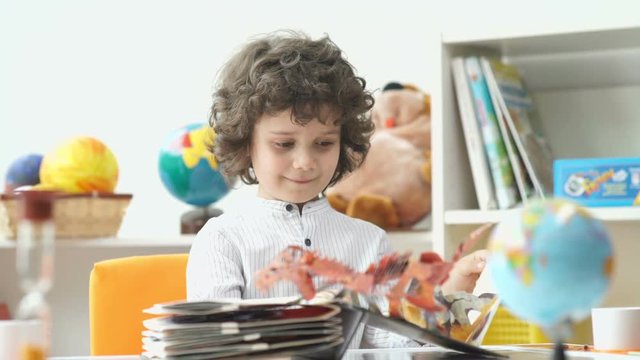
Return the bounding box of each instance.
[553,157,640,207]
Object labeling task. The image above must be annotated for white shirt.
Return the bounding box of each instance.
[186,196,418,348]
[187,196,389,300]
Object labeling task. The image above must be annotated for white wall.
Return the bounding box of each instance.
[2,0,639,238]
[0,0,442,237]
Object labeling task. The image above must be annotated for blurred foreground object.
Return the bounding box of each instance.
[15,191,56,359]
[39,137,119,193]
[488,198,613,357]
[255,224,497,343]
[158,123,233,234]
[0,303,10,320]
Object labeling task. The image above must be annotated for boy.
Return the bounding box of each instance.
[187,31,486,347]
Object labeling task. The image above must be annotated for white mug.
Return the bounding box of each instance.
[0,319,44,359]
[592,307,640,351]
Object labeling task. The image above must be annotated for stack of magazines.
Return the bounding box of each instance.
[140,295,503,359]
[140,298,362,359]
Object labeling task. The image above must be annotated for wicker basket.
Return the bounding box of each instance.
[0,192,132,239]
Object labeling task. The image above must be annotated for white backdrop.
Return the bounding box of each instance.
[1,0,638,238]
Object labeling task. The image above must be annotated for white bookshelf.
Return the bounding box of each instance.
[444,207,640,225]
[431,25,640,339]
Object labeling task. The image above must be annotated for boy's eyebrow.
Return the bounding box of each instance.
[269,129,340,135]
[321,129,340,135]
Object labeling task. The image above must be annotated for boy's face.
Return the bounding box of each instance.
[250,109,340,205]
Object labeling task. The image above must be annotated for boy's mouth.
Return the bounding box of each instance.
[287,177,314,184]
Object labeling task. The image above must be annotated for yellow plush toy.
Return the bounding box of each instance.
[327,83,432,229]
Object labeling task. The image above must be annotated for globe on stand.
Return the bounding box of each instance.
[158,123,233,234]
[488,198,613,360]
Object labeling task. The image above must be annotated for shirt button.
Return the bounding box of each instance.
[285,204,294,212]
[304,238,311,246]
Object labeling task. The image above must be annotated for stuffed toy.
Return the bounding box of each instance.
[327,83,432,229]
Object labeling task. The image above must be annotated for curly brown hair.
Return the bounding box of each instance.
[210,31,375,187]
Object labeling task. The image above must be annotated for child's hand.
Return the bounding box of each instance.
[441,249,489,295]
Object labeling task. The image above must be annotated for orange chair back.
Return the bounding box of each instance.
[89,254,188,355]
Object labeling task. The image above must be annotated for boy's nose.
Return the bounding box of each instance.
[292,151,315,171]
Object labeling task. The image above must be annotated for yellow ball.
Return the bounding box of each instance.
[40,137,119,193]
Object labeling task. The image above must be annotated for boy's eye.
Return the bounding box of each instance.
[274,142,294,149]
[316,141,335,147]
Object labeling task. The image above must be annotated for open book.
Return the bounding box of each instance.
[140,293,503,359]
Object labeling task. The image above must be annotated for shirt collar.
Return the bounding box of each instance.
[251,196,331,216]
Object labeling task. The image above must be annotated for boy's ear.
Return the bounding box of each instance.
[245,148,253,166]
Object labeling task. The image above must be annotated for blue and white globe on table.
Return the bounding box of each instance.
[488,198,613,329]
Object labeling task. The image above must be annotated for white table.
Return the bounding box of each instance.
[48,346,640,359]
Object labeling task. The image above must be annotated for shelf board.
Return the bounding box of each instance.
[445,207,640,225]
[510,47,640,90]
[0,235,195,248]
[387,229,432,253]
[443,26,640,91]
[442,25,640,55]
[0,231,432,250]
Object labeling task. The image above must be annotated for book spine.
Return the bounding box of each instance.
[464,57,518,209]
[451,57,497,210]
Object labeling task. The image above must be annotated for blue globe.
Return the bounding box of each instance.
[5,153,43,191]
[488,198,613,329]
[158,123,232,207]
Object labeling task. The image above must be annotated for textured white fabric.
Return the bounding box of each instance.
[186,196,402,347]
[187,196,389,299]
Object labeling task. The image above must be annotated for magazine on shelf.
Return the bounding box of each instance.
[481,57,534,204]
[140,294,504,359]
[464,57,518,209]
[451,57,498,210]
[481,58,554,198]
